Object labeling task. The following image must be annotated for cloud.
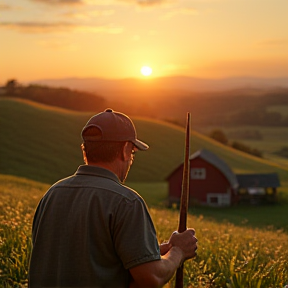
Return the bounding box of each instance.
[0,3,13,10]
[118,0,172,7]
[0,21,77,33]
[135,0,167,6]
[62,9,114,20]
[31,0,83,5]
[83,0,116,5]
[0,21,123,34]
[75,24,123,34]
[30,0,174,8]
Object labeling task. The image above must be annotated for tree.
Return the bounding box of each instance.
[231,141,263,158]
[275,146,288,158]
[209,129,228,145]
[5,79,18,95]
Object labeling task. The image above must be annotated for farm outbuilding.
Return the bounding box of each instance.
[166,149,239,207]
[236,173,280,204]
[166,149,280,207]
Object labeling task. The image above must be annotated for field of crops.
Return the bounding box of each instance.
[1,174,288,288]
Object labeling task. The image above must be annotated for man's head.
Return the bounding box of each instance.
[81,109,148,182]
[81,108,148,151]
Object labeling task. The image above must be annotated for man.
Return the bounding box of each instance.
[29,108,197,288]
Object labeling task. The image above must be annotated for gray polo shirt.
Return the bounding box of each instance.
[29,165,160,288]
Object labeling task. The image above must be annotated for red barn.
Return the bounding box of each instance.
[166,149,239,207]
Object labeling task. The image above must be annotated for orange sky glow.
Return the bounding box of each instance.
[0,0,287,84]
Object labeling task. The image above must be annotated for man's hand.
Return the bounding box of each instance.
[168,229,197,262]
[159,242,172,256]
[129,229,197,288]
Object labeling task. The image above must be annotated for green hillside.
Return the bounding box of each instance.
[1,97,288,186]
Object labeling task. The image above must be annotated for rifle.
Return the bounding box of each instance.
[175,112,191,288]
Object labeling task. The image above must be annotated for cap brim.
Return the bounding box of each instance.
[132,139,149,151]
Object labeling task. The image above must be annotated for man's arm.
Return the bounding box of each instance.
[129,229,197,288]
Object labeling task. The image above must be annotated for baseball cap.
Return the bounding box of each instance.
[81,108,149,151]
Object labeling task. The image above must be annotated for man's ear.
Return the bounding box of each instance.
[81,143,88,164]
[122,142,131,161]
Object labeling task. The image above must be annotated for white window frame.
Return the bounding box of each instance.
[191,168,206,179]
[207,193,231,206]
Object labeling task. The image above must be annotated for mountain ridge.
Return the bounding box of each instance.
[28,75,288,95]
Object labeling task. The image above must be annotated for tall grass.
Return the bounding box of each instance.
[1,175,287,287]
[153,208,288,287]
[0,175,49,287]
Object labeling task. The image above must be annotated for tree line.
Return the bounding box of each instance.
[2,79,107,112]
[3,79,288,127]
[185,89,288,127]
[209,129,263,158]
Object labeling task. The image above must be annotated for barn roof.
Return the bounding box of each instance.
[190,149,239,189]
[236,173,280,188]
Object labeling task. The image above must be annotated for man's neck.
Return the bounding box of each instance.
[86,161,122,182]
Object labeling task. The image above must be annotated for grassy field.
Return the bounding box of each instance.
[2,97,288,228]
[1,97,288,287]
[1,97,288,185]
[0,174,288,287]
[195,124,288,167]
[129,182,288,233]
[267,105,288,117]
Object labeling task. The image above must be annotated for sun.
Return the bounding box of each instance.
[140,66,153,76]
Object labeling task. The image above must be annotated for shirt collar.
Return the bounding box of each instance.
[75,165,120,183]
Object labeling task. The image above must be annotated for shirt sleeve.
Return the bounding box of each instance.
[112,196,161,270]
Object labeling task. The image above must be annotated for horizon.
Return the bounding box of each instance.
[1,0,288,84]
[23,74,288,94]
[2,74,288,89]
[25,74,288,82]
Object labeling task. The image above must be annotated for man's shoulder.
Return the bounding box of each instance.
[49,171,143,203]
[91,176,143,202]
[114,183,143,202]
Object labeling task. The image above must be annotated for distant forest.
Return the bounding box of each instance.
[3,79,107,113]
[177,90,288,128]
[2,79,288,127]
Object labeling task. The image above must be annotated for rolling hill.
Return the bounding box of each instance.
[1,97,288,186]
[1,97,288,288]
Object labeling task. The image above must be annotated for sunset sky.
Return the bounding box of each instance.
[1,0,287,84]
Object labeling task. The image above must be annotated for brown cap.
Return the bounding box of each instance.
[81,108,149,151]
